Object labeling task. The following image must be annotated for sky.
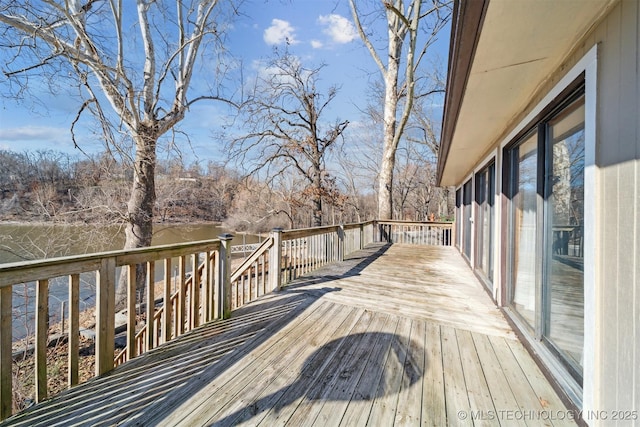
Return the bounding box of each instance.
[0,0,451,166]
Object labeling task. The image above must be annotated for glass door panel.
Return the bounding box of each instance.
[463,180,472,260]
[509,133,538,328]
[475,163,495,284]
[544,97,585,377]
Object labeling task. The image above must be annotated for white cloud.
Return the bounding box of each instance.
[311,40,323,49]
[263,19,298,45]
[0,126,67,142]
[318,14,357,44]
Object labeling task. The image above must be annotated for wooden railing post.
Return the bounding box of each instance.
[359,223,364,250]
[0,287,12,420]
[338,225,345,262]
[451,221,456,247]
[95,257,116,377]
[373,220,379,243]
[218,234,233,319]
[270,228,283,291]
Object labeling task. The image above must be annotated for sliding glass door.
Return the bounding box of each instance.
[505,86,585,382]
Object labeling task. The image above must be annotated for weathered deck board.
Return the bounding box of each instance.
[2,244,576,427]
[441,325,473,427]
[422,322,446,426]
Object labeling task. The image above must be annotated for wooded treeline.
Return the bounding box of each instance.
[0,148,452,233]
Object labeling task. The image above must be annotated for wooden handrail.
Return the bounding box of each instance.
[281,225,340,240]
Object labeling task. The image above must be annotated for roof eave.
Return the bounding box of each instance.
[436,0,488,187]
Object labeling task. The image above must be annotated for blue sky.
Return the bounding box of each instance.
[0,0,450,165]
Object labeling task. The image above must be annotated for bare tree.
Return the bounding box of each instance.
[405,87,454,220]
[224,178,291,233]
[228,51,348,227]
[349,0,450,219]
[0,1,239,306]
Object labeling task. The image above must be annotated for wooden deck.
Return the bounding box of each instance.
[2,244,576,426]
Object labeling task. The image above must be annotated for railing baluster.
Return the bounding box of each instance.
[0,287,11,419]
[126,265,136,361]
[163,258,172,344]
[178,255,186,336]
[146,261,155,351]
[191,255,199,329]
[260,254,266,296]
[68,274,80,387]
[201,254,209,324]
[211,251,217,321]
[35,279,48,403]
[213,251,220,319]
[247,263,252,302]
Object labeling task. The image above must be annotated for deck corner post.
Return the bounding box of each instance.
[270,228,283,291]
[218,234,233,319]
[359,223,364,249]
[338,225,345,262]
[371,220,380,243]
[96,257,116,377]
[451,221,456,246]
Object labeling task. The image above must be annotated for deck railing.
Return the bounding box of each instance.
[0,219,451,420]
[377,220,453,246]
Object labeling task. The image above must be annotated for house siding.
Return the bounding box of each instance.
[590,1,638,420]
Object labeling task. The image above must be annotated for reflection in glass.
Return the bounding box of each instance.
[455,189,462,248]
[463,180,472,259]
[545,98,585,375]
[510,133,538,328]
[475,164,495,283]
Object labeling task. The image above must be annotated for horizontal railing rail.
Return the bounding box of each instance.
[0,219,452,420]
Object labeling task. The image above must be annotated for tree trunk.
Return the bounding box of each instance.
[378,60,401,220]
[378,146,396,220]
[114,132,157,310]
[312,169,323,227]
[377,8,403,221]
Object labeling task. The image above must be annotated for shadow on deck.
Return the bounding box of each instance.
[2,244,577,426]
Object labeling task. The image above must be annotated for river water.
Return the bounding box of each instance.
[0,223,260,341]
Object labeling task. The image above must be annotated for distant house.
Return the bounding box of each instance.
[437,0,639,423]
